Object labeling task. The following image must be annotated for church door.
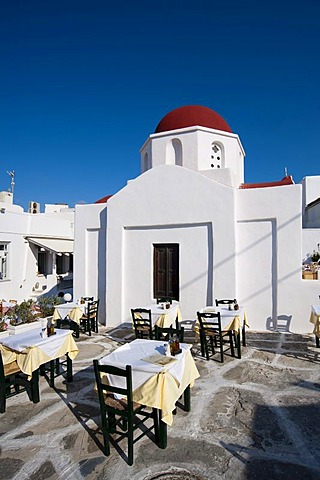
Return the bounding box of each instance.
[153,244,179,300]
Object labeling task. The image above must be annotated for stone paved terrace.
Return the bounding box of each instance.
[1,325,320,480]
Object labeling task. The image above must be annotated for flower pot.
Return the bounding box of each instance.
[8,320,41,335]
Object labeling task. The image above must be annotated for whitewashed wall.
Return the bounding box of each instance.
[236,184,319,333]
[73,203,107,323]
[106,165,236,326]
[0,204,74,302]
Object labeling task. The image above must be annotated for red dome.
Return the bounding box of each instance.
[155,105,232,134]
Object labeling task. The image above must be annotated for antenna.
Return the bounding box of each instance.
[7,170,15,197]
[284,166,288,177]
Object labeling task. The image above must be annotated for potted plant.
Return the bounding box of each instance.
[0,319,9,339]
[8,299,40,334]
[37,295,63,319]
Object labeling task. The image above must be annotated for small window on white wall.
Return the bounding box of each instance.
[172,139,182,166]
[210,142,223,169]
[144,152,149,171]
[0,243,9,280]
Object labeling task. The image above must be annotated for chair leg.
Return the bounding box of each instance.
[229,332,235,357]
[219,333,224,363]
[200,331,206,358]
[152,408,159,444]
[316,335,320,348]
[127,418,134,466]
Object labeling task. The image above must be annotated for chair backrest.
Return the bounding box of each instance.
[156,298,173,304]
[87,300,99,318]
[131,308,152,339]
[154,325,184,342]
[93,360,133,414]
[215,298,237,307]
[83,296,94,302]
[197,311,222,334]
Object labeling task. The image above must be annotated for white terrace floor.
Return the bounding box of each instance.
[1,325,320,480]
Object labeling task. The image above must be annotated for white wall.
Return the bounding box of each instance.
[73,203,107,323]
[236,183,319,333]
[106,165,236,326]
[0,206,74,302]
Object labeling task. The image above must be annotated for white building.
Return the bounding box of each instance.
[0,191,74,303]
[74,105,320,333]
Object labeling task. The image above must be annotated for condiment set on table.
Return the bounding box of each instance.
[163,336,181,356]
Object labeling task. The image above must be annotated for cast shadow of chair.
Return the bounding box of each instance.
[266,315,292,332]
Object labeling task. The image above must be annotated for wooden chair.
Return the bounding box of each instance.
[40,354,73,388]
[154,325,185,343]
[131,308,153,339]
[80,299,100,336]
[197,311,235,362]
[215,298,245,348]
[0,352,39,413]
[93,361,159,465]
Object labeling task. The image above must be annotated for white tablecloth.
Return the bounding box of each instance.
[0,328,73,357]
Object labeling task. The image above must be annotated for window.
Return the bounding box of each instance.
[56,254,73,275]
[153,244,179,300]
[0,243,9,280]
[38,250,48,275]
[210,142,223,169]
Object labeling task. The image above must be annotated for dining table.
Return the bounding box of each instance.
[310,305,320,347]
[0,328,79,399]
[98,338,200,448]
[141,301,182,329]
[52,302,86,324]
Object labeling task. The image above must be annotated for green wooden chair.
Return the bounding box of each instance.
[93,360,159,465]
[131,308,153,339]
[0,352,39,413]
[80,299,100,336]
[197,311,235,362]
[154,325,184,343]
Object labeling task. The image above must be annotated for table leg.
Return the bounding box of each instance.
[242,325,246,347]
[184,385,191,412]
[31,369,40,403]
[236,329,241,359]
[67,353,73,382]
[158,410,167,449]
[316,335,320,348]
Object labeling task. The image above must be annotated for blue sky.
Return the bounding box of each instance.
[1,0,319,210]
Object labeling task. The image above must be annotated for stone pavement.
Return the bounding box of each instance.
[1,325,320,480]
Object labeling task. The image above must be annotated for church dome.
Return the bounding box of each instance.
[155,105,232,134]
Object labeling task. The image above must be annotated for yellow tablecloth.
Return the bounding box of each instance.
[194,307,249,335]
[99,339,199,426]
[132,305,182,329]
[310,306,320,337]
[0,330,79,378]
[133,349,198,425]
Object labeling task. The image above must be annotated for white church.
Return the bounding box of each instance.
[71,105,320,333]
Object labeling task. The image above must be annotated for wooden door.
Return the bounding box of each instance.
[153,244,179,300]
